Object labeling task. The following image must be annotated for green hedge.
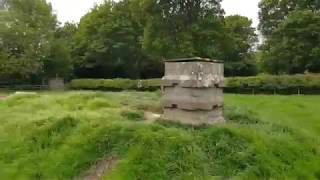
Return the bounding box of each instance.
[69,79,162,91]
[225,74,320,94]
[226,74,320,89]
[69,74,320,94]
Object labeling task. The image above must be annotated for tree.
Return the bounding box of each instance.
[138,0,225,59]
[73,0,161,79]
[44,39,73,79]
[73,0,260,78]
[259,0,320,36]
[223,15,258,76]
[55,22,78,39]
[261,10,320,74]
[0,0,57,80]
[42,22,78,80]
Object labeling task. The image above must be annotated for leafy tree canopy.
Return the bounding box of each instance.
[261,10,320,74]
[139,0,225,59]
[74,0,154,79]
[223,15,258,76]
[259,0,320,36]
[0,0,57,79]
[1,0,260,80]
[73,0,258,78]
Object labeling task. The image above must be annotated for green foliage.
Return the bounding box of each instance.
[226,74,320,94]
[1,0,260,80]
[44,38,73,79]
[138,0,225,59]
[69,79,139,91]
[73,0,161,79]
[223,15,258,76]
[0,0,57,79]
[0,0,76,82]
[258,0,320,36]
[261,10,320,74]
[55,22,78,39]
[71,0,257,78]
[69,79,162,91]
[259,1,320,74]
[0,1,8,29]
[0,92,319,179]
[42,22,78,79]
[69,74,320,94]
[120,110,144,121]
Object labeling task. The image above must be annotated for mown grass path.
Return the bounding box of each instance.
[226,95,320,137]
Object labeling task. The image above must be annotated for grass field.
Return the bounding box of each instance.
[0,91,319,179]
[0,91,9,96]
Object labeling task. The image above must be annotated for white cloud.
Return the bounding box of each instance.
[47,0,104,23]
[221,0,260,27]
[47,0,260,27]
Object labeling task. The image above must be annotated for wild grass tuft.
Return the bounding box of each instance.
[0,91,319,179]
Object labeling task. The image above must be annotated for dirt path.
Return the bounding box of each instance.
[76,157,118,180]
[0,96,7,101]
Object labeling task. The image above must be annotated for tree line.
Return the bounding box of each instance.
[0,0,319,83]
[258,0,320,74]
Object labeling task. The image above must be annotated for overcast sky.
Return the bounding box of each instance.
[47,0,260,27]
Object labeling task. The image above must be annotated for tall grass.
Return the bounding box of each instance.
[0,91,319,179]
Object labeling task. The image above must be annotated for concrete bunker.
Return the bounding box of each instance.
[49,78,65,90]
[161,57,225,125]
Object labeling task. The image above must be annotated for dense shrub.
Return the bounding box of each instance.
[225,74,320,94]
[69,79,161,91]
[69,74,320,94]
[69,79,139,91]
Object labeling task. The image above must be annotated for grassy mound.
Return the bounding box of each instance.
[0,92,319,179]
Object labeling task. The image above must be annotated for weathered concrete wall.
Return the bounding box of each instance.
[161,59,224,125]
[162,87,223,110]
[163,62,224,88]
[163,108,224,125]
[49,78,65,90]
